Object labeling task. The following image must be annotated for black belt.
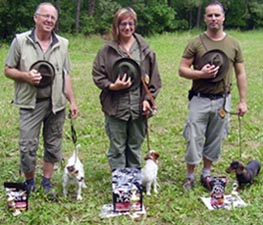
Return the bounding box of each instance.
[193,92,225,100]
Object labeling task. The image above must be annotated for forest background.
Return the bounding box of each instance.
[0,0,263,42]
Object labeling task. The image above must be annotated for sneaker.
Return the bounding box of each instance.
[200,175,212,191]
[183,178,194,192]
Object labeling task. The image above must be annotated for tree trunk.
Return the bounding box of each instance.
[75,0,81,33]
[196,1,202,28]
[189,11,192,29]
[55,0,60,32]
[88,0,95,17]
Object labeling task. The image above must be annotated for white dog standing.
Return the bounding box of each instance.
[141,150,160,196]
[63,144,87,200]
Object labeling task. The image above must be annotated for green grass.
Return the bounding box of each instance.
[0,30,263,224]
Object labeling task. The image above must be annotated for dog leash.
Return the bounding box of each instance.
[141,77,157,115]
[228,114,242,159]
[141,75,157,152]
[230,113,242,159]
[70,119,77,145]
[68,112,78,164]
[145,118,151,151]
[70,119,80,165]
[68,111,77,145]
[221,95,243,159]
[229,114,242,159]
[238,116,242,159]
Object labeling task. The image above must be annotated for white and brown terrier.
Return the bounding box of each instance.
[63,144,87,200]
[141,150,160,196]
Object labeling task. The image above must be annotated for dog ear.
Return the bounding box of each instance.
[231,161,240,169]
[154,152,160,159]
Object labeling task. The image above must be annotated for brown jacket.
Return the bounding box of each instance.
[92,33,161,117]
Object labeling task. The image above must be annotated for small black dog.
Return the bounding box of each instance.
[226,160,261,186]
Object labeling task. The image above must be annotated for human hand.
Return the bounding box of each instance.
[201,64,220,79]
[69,103,79,119]
[142,100,157,117]
[28,69,42,86]
[109,74,132,91]
[237,102,247,117]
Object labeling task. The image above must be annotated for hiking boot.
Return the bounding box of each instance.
[200,175,212,191]
[183,178,194,192]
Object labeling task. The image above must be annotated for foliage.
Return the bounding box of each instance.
[57,0,76,33]
[79,15,96,35]
[1,31,263,224]
[0,0,37,41]
[91,0,121,34]
[0,0,263,40]
[224,0,249,29]
[247,1,263,28]
[136,2,176,35]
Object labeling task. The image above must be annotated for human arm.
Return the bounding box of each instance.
[4,66,42,86]
[178,57,219,80]
[64,72,78,119]
[4,35,42,86]
[234,62,247,116]
[141,51,161,116]
[92,49,132,91]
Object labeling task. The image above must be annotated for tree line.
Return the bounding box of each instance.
[1,0,263,41]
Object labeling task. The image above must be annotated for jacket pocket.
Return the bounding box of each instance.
[100,90,117,116]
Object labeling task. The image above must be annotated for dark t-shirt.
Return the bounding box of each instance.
[182,33,244,94]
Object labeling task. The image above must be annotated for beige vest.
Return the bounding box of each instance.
[13,31,69,113]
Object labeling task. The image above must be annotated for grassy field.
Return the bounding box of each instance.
[0,30,263,225]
